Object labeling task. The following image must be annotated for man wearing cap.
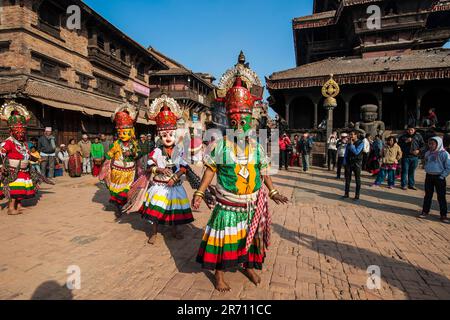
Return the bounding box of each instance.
[78,134,92,175]
[336,133,349,179]
[38,127,57,178]
[57,144,69,173]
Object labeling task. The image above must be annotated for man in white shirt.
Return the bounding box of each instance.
[362,133,372,171]
[57,144,69,172]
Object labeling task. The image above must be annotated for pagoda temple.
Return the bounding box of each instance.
[267,0,450,132]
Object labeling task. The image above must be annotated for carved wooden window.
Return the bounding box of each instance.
[41,59,60,80]
[96,76,121,97]
[36,1,62,39]
[78,74,90,90]
[38,1,60,28]
[97,35,105,51]
[110,44,117,57]
[137,63,146,80]
[384,1,398,15]
[136,94,147,107]
[120,50,126,62]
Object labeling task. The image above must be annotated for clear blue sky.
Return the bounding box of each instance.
[83,1,450,116]
[83,0,313,114]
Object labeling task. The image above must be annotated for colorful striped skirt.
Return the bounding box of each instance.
[2,170,36,201]
[109,162,135,207]
[140,182,194,226]
[196,204,265,271]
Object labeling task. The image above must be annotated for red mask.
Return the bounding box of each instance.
[11,126,26,141]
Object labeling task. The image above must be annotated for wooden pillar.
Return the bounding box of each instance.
[378,98,383,121]
[416,96,422,126]
[313,102,318,129]
[403,101,408,129]
[285,103,290,128]
[345,100,350,127]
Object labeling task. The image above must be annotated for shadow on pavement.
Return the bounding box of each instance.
[30,281,74,300]
[272,223,450,299]
[292,184,421,218]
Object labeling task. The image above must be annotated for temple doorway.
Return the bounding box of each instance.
[289,96,314,129]
[421,88,450,127]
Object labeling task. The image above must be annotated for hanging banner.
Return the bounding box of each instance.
[133,82,150,97]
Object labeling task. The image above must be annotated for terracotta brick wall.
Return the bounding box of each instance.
[1,0,151,104]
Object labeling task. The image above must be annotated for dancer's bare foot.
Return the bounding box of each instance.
[215,271,231,292]
[7,208,22,215]
[147,233,158,245]
[243,268,261,286]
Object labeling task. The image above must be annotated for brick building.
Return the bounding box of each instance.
[0,0,216,144]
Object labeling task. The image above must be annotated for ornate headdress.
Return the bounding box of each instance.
[148,94,182,131]
[0,100,31,129]
[216,74,262,116]
[112,102,138,129]
[216,51,263,116]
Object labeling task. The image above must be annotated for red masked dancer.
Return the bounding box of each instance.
[0,101,48,215]
[192,58,289,292]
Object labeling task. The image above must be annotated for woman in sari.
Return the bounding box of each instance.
[67,138,82,178]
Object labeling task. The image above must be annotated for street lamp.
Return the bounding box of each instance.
[322,74,340,167]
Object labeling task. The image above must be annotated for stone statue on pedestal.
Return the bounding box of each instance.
[354,104,385,137]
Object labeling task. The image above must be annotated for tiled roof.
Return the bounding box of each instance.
[293,10,336,23]
[267,49,450,89]
[0,76,153,124]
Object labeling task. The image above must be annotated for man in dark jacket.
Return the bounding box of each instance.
[398,126,425,190]
[343,131,364,200]
[38,127,57,178]
[298,133,314,172]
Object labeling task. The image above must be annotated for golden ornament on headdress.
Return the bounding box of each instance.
[216,51,263,99]
[321,74,340,107]
[147,94,182,120]
[0,100,31,122]
[112,102,138,122]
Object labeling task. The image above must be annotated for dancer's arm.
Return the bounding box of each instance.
[263,175,289,205]
[191,167,215,210]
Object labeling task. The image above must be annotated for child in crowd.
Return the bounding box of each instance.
[372,136,402,189]
[420,137,450,223]
[30,146,41,174]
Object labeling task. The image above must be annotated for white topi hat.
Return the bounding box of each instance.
[45,127,52,132]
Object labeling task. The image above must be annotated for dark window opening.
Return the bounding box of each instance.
[78,74,90,90]
[41,59,60,80]
[97,35,105,51]
[137,94,147,107]
[38,1,60,28]
[384,1,398,15]
[120,50,126,62]
[110,44,117,57]
[137,63,145,78]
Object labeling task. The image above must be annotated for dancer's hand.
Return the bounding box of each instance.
[159,168,172,176]
[272,193,289,205]
[192,196,202,210]
[167,179,175,187]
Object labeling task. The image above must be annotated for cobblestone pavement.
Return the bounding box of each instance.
[0,166,449,300]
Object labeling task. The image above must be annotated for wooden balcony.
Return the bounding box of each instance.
[88,46,131,78]
[149,88,211,108]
